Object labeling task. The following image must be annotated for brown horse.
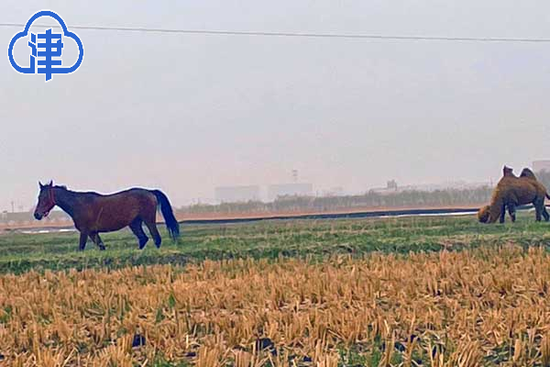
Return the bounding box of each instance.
[33,181,180,250]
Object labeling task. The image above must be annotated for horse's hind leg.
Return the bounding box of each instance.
[130,218,149,249]
[543,205,550,222]
[89,232,106,251]
[144,220,162,248]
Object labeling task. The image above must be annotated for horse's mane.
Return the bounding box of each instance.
[55,185,102,195]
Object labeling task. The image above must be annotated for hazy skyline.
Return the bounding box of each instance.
[2,1,550,211]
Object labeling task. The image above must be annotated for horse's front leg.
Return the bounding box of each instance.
[78,231,88,251]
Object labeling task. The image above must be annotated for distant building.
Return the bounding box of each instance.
[370,180,490,195]
[268,183,313,201]
[321,187,345,197]
[534,160,550,173]
[386,180,398,190]
[215,185,261,203]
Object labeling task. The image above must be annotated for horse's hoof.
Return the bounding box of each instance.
[99,246,106,251]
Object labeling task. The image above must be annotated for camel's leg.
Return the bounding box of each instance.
[507,203,517,223]
[535,199,544,222]
[499,204,506,223]
[543,205,550,222]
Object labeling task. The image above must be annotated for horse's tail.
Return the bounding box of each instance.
[151,190,180,241]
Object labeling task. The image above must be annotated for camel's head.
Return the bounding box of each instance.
[478,205,490,223]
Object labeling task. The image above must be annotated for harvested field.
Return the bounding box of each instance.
[2,244,550,366]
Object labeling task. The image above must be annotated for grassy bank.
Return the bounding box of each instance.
[0,213,549,274]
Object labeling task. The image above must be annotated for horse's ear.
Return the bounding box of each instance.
[39,181,44,189]
[48,180,53,187]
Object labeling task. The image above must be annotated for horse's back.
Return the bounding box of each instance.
[83,188,157,231]
[93,188,156,206]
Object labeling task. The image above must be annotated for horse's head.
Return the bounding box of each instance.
[477,205,490,223]
[34,181,56,220]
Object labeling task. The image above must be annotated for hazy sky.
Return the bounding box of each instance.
[1,1,550,210]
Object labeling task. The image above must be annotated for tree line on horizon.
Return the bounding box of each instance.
[3,171,549,221]
[179,170,550,215]
[180,186,494,214]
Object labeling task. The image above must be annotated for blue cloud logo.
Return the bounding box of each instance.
[8,10,84,81]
